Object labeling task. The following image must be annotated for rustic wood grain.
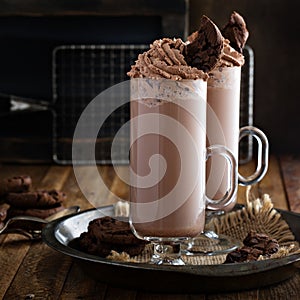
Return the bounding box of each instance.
[0,164,50,298]
[258,272,300,300]
[69,165,115,209]
[2,165,71,299]
[257,156,288,210]
[3,243,73,299]
[59,263,108,300]
[237,159,256,204]
[58,165,116,299]
[108,165,130,202]
[0,159,299,299]
[0,236,32,298]
[105,286,137,300]
[280,155,300,213]
[137,294,191,300]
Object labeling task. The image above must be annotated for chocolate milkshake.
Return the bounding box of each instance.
[206,66,242,203]
[199,12,267,209]
[128,36,236,241]
[128,38,209,239]
[186,13,245,206]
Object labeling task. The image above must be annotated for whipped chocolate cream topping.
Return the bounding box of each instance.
[127,38,208,81]
[215,39,245,68]
[222,11,249,53]
[186,15,224,73]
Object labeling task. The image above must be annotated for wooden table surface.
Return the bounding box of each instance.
[0,155,299,299]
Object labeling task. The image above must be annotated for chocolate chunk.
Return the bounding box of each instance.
[222,11,249,53]
[0,175,32,196]
[185,15,224,72]
[225,231,280,263]
[243,231,279,255]
[6,190,66,209]
[224,246,263,263]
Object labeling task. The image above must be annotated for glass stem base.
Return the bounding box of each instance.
[182,231,242,256]
[151,242,185,265]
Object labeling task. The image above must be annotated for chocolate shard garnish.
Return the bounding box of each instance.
[222,11,249,53]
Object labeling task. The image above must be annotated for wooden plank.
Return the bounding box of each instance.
[69,165,116,209]
[258,272,300,299]
[2,165,72,299]
[59,165,117,299]
[280,155,300,213]
[0,164,50,299]
[257,155,288,210]
[105,286,137,300]
[59,263,107,300]
[237,155,288,210]
[206,292,258,300]
[237,159,257,204]
[0,236,32,298]
[3,243,73,299]
[137,294,190,300]
[108,165,129,203]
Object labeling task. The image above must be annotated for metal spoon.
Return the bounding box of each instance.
[0,206,80,239]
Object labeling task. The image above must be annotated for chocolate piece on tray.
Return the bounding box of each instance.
[224,246,263,263]
[6,190,66,209]
[0,175,32,196]
[78,216,147,257]
[243,231,279,255]
[185,15,224,73]
[221,11,249,53]
[224,231,280,263]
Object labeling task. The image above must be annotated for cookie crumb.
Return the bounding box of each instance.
[106,250,137,262]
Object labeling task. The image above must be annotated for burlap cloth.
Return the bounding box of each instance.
[109,194,300,265]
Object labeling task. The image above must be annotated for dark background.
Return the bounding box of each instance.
[0,0,299,162]
[190,0,300,154]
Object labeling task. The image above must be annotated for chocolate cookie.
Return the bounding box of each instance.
[0,175,32,196]
[89,216,142,245]
[78,233,145,257]
[6,190,66,209]
[185,15,224,72]
[222,11,249,53]
[77,216,147,258]
[8,205,65,219]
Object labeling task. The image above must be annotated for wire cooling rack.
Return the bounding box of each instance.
[52,44,148,164]
[52,44,253,165]
[239,45,254,164]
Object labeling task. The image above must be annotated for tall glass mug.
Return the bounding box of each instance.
[129,78,237,265]
[206,66,269,210]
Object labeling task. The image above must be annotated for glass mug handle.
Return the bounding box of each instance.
[238,126,269,186]
[205,145,237,211]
